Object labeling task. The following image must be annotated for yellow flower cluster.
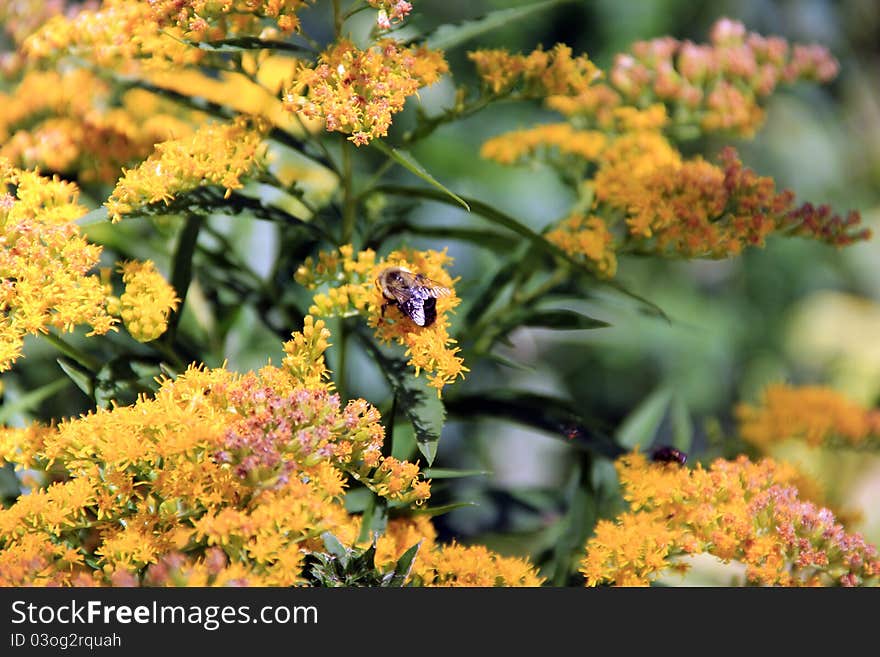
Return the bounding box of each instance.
[0,70,195,183]
[335,516,544,586]
[106,261,180,343]
[23,0,201,71]
[295,245,467,395]
[148,0,309,38]
[0,321,431,585]
[468,44,601,97]
[106,116,268,222]
[581,452,880,586]
[546,214,618,277]
[0,0,75,46]
[285,39,448,145]
[737,385,880,450]
[480,123,606,165]
[0,159,115,371]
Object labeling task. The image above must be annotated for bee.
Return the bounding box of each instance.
[650,446,688,466]
[375,266,451,327]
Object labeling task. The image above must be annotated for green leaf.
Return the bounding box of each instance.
[383,541,422,587]
[188,37,312,54]
[410,501,476,517]
[370,142,470,211]
[77,207,109,226]
[358,333,446,465]
[93,357,162,409]
[445,391,624,459]
[422,468,491,479]
[320,532,349,564]
[424,0,571,51]
[551,463,597,585]
[0,378,68,425]
[519,308,610,331]
[357,494,388,543]
[376,185,669,323]
[615,386,672,450]
[166,214,204,339]
[671,393,694,453]
[56,357,94,399]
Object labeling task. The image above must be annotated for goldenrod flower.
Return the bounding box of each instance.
[0,326,431,585]
[285,39,448,145]
[296,246,467,395]
[24,0,200,71]
[368,0,413,30]
[105,116,267,222]
[480,123,606,165]
[416,542,545,587]
[737,385,880,450]
[0,70,196,183]
[468,44,600,97]
[0,159,116,371]
[106,261,180,343]
[148,0,310,39]
[546,214,618,277]
[581,452,880,586]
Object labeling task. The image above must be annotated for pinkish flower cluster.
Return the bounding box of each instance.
[750,485,879,586]
[562,17,839,137]
[368,0,413,30]
[215,375,384,488]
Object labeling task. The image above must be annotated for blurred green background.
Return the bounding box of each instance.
[4,0,880,583]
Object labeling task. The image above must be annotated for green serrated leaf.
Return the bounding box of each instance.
[615,386,672,450]
[0,378,69,425]
[371,143,470,211]
[421,468,491,479]
[671,393,694,453]
[384,541,422,587]
[56,357,94,399]
[358,334,446,465]
[424,0,571,51]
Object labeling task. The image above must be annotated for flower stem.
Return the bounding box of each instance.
[42,332,100,372]
[341,139,356,244]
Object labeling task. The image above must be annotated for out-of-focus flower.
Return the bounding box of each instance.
[296,246,466,395]
[468,44,600,97]
[480,123,606,165]
[148,0,310,39]
[106,116,268,222]
[0,159,115,371]
[581,452,880,586]
[737,385,880,451]
[24,0,200,71]
[0,71,195,183]
[368,0,413,30]
[546,214,618,277]
[285,39,447,146]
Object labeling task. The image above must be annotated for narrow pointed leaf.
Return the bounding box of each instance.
[371,142,470,211]
[671,393,694,452]
[422,468,491,479]
[320,532,348,563]
[424,0,571,51]
[56,357,94,399]
[384,541,422,587]
[615,386,672,450]
[410,501,476,517]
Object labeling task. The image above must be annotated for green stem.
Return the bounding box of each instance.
[332,0,343,35]
[42,332,100,372]
[337,317,349,404]
[341,139,356,244]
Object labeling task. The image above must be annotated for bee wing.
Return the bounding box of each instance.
[414,274,452,298]
[399,297,427,326]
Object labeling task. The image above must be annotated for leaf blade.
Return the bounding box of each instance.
[371,142,470,211]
